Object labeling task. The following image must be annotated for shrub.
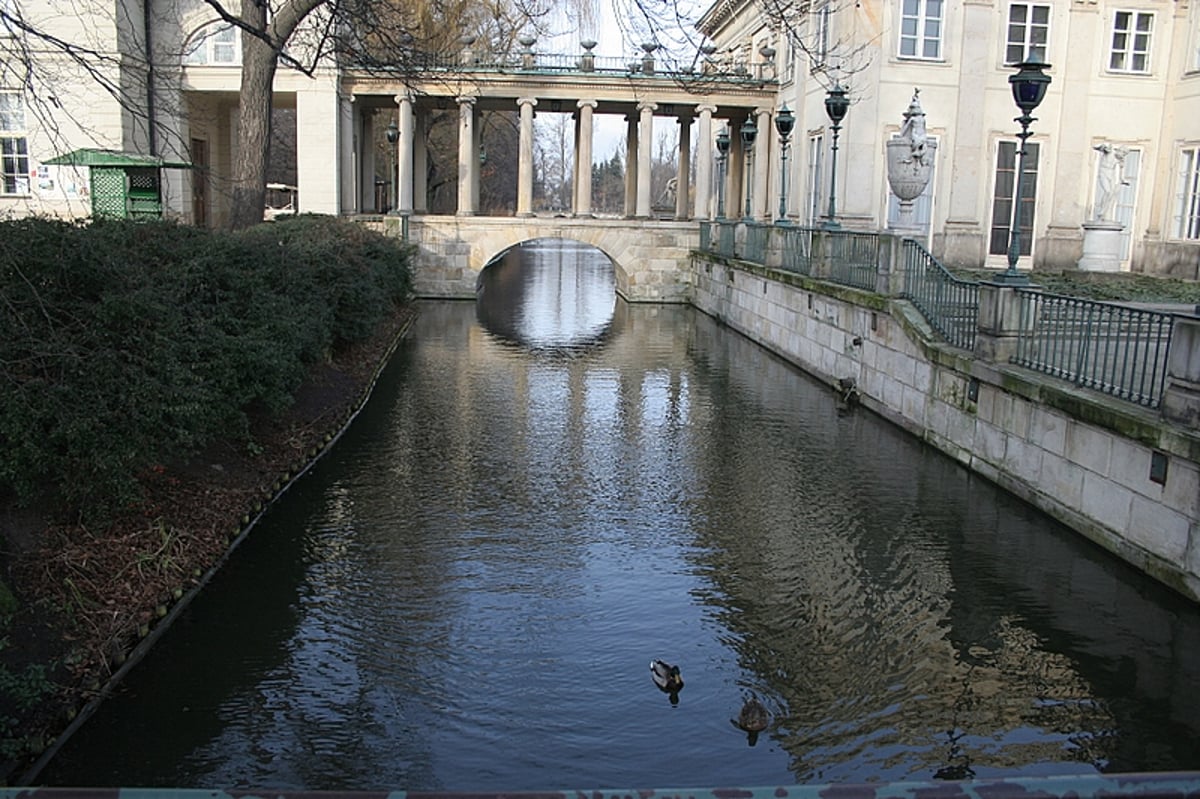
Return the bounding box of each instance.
[0,215,413,519]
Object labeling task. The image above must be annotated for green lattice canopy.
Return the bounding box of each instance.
[43,148,192,219]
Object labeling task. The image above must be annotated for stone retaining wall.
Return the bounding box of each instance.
[691,253,1200,603]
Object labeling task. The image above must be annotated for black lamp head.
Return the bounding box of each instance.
[385,121,399,144]
[824,83,850,124]
[1009,60,1051,115]
[716,127,731,155]
[741,114,758,148]
[775,105,795,139]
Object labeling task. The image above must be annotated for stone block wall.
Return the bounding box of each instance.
[691,253,1200,603]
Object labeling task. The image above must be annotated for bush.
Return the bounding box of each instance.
[0,215,413,519]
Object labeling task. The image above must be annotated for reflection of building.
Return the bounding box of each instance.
[698,0,1200,274]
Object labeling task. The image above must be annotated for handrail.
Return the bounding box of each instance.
[1012,290,1177,408]
[826,230,880,291]
[900,239,980,351]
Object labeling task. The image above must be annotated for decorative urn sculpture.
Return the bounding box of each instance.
[886,89,937,230]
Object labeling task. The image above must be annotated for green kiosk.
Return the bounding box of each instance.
[43,148,191,219]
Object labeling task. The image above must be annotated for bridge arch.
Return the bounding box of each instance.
[399,216,699,303]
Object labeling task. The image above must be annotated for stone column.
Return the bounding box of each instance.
[339,94,357,214]
[974,283,1040,363]
[575,99,597,217]
[636,101,656,218]
[694,105,715,220]
[675,115,692,220]
[754,107,772,221]
[396,93,415,215]
[456,95,477,216]
[624,113,638,217]
[517,97,537,216]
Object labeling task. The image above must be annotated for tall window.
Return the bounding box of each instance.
[1174,146,1200,240]
[1006,3,1050,64]
[899,0,944,60]
[989,140,1041,257]
[0,92,29,195]
[1108,10,1153,73]
[812,3,832,66]
[805,133,825,225]
[184,22,240,65]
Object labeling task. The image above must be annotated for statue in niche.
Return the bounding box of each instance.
[1093,142,1129,223]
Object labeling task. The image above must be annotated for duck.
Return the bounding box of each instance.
[649,659,684,694]
[732,696,770,733]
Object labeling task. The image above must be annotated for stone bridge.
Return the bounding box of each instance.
[367,215,699,302]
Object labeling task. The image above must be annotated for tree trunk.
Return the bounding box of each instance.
[229,0,277,229]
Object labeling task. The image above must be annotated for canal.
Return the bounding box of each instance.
[39,240,1200,789]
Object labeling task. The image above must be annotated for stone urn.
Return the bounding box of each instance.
[886,89,937,230]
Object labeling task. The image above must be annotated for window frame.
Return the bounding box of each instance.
[0,91,30,196]
[1005,2,1050,65]
[988,138,1042,262]
[898,0,944,61]
[1107,10,1153,74]
[805,132,825,226]
[183,22,241,66]
[1173,145,1200,241]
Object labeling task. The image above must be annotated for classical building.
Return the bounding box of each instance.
[698,0,1200,275]
[2,0,1198,276]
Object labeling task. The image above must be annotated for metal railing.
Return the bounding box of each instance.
[826,230,880,291]
[777,225,815,276]
[742,222,770,263]
[1012,291,1177,408]
[901,239,980,351]
[699,220,737,258]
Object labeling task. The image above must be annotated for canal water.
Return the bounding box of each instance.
[40,240,1200,790]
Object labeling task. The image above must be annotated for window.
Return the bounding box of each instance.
[899,0,943,60]
[1006,3,1049,64]
[805,133,825,225]
[0,92,29,195]
[1108,11,1152,73]
[1174,147,1200,240]
[184,22,240,65]
[1191,9,1200,72]
[988,139,1040,257]
[812,3,832,66]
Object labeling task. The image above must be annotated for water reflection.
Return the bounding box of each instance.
[476,239,616,351]
[38,242,1200,791]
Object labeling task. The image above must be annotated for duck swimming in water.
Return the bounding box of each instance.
[650,660,684,694]
[731,696,770,745]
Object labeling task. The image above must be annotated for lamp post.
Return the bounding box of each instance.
[715,127,731,221]
[385,120,399,214]
[998,59,1052,284]
[775,104,795,224]
[741,114,758,220]
[823,83,849,229]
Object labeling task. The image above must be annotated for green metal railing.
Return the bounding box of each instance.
[699,220,737,258]
[777,225,815,276]
[1012,290,1177,407]
[741,222,770,263]
[826,230,880,290]
[901,240,980,351]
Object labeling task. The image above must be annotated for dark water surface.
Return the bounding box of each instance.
[41,240,1200,790]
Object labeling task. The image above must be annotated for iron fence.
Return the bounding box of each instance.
[826,230,880,291]
[901,240,980,351]
[1012,290,1177,408]
[777,226,815,276]
[741,222,770,263]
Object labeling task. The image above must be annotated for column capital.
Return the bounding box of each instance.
[394,93,414,106]
[695,104,718,115]
[577,98,599,110]
[456,95,478,107]
[637,100,658,113]
[517,97,538,109]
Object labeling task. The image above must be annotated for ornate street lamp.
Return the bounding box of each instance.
[385,120,399,214]
[741,113,758,220]
[715,126,731,221]
[823,82,849,229]
[775,105,795,224]
[998,60,1052,284]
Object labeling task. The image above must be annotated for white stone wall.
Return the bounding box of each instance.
[691,255,1200,602]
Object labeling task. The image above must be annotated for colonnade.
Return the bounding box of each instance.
[384,92,781,222]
